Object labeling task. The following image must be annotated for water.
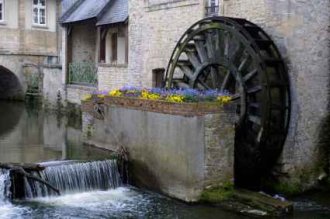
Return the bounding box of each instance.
[0,101,330,219]
[24,160,122,198]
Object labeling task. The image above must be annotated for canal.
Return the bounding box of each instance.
[0,101,329,218]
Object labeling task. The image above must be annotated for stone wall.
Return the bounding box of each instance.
[42,65,64,108]
[70,20,97,63]
[222,0,330,190]
[82,99,235,201]
[128,0,204,87]
[0,55,45,99]
[98,65,129,91]
[66,85,97,105]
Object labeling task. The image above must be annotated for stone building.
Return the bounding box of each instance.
[61,0,329,192]
[129,0,330,193]
[0,0,62,100]
[59,0,128,104]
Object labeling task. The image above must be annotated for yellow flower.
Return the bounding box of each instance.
[165,94,184,103]
[109,89,122,97]
[141,90,149,99]
[217,96,232,104]
[82,94,92,101]
[141,90,160,100]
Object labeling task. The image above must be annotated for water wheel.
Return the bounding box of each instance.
[164,17,290,188]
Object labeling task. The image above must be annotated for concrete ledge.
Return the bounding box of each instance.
[82,98,236,202]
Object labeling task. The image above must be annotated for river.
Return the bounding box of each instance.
[0,101,329,219]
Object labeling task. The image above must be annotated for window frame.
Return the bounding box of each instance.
[99,24,128,66]
[0,0,5,23]
[205,0,219,16]
[32,0,47,26]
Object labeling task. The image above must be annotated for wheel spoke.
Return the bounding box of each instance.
[178,65,194,81]
[229,41,243,62]
[173,80,190,88]
[196,78,211,89]
[206,32,216,59]
[220,70,231,92]
[194,39,208,63]
[243,69,258,82]
[238,56,249,72]
[224,32,230,57]
[186,51,201,69]
[247,85,262,94]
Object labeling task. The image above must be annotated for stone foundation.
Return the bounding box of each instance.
[82,98,235,202]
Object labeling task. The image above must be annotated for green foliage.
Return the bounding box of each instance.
[69,61,97,85]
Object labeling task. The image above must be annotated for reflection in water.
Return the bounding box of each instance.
[0,102,24,136]
[0,101,113,163]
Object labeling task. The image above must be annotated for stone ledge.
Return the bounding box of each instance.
[98,63,128,68]
[96,96,235,117]
[146,0,199,12]
[67,84,97,91]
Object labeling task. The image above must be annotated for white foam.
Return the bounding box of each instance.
[0,204,30,219]
[32,187,137,210]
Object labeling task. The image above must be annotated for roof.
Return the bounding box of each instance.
[62,0,80,15]
[61,0,111,24]
[96,0,128,26]
[60,0,128,26]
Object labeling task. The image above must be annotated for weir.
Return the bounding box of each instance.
[1,160,122,200]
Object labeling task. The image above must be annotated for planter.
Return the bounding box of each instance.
[104,96,234,117]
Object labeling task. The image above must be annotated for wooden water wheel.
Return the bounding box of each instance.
[164,17,290,188]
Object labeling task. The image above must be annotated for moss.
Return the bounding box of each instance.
[200,182,234,203]
[272,181,302,196]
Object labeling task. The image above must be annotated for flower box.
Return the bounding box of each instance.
[103,96,234,117]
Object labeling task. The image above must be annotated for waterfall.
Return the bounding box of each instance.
[0,169,11,203]
[23,160,122,199]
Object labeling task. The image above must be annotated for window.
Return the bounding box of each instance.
[100,25,128,65]
[33,0,46,25]
[0,0,4,22]
[206,0,219,16]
